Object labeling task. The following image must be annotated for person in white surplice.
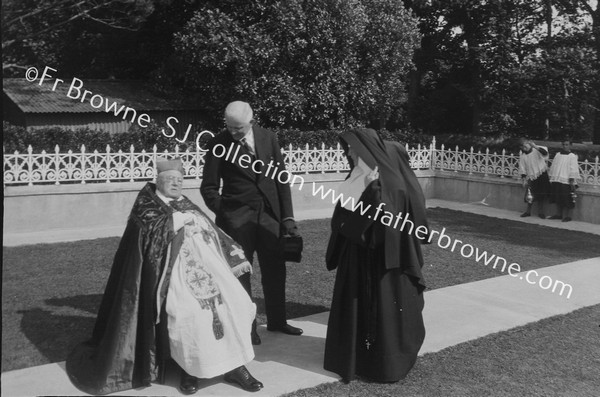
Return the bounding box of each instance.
[66,157,264,395]
[160,159,263,394]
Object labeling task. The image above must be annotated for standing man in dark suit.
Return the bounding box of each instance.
[201,101,303,344]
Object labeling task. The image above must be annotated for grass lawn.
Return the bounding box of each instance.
[284,304,600,397]
[3,207,600,376]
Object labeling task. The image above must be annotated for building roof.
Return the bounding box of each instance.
[3,78,196,114]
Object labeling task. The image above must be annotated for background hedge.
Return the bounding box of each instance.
[3,122,432,152]
[4,122,598,161]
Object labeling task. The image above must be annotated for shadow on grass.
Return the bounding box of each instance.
[235,297,329,324]
[17,308,96,364]
[16,294,328,367]
[14,295,102,365]
[46,294,103,315]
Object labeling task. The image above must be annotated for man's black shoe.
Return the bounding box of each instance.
[179,371,199,395]
[267,323,303,335]
[224,365,263,392]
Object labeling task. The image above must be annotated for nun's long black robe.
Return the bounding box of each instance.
[323,129,428,382]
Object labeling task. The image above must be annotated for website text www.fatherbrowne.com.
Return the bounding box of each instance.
[178,135,574,301]
[25,66,573,300]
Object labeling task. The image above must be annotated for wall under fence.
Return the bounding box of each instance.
[6,173,435,245]
[3,170,597,247]
[433,172,600,224]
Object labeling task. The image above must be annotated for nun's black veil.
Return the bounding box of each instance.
[339,128,428,289]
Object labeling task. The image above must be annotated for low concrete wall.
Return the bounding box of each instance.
[3,170,595,246]
[433,171,600,224]
[2,174,351,245]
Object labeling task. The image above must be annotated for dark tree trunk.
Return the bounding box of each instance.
[464,10,482,136]
[408,69,420,116]
[593,108,600,144]
[471,59,482,136]
[592,10,600,144]
[544,0,553,140]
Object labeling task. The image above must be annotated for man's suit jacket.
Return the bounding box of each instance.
[200,125,294,224]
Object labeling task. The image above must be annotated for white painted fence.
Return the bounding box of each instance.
[4,138,599,187]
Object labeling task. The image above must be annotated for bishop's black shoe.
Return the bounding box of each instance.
[179,370,199,395]
[267,323,303,335]
[224,365,263,392]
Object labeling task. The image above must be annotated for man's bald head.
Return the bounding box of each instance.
[225,101,253,124]
[224,101,254,140]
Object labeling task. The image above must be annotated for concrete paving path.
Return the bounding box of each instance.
[2,256,599,397]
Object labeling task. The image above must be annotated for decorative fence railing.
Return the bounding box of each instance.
[4,138,599,187]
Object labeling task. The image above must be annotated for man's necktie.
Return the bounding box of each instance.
[240,137,255,157]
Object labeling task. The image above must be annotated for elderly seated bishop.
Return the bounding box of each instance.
[66,157,264,395]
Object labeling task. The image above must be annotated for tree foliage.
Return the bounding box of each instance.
[1,0,167,76]
[2,0,598,142]
[405,0,598,141]
[170,0,420,129]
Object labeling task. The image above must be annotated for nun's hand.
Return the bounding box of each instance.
[367,166,379,183]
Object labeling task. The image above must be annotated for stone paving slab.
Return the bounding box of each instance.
[420,257,600,354]
[3,257,599,397]
[0,317,335,397]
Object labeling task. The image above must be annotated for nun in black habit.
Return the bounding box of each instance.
[324,128,428,383]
